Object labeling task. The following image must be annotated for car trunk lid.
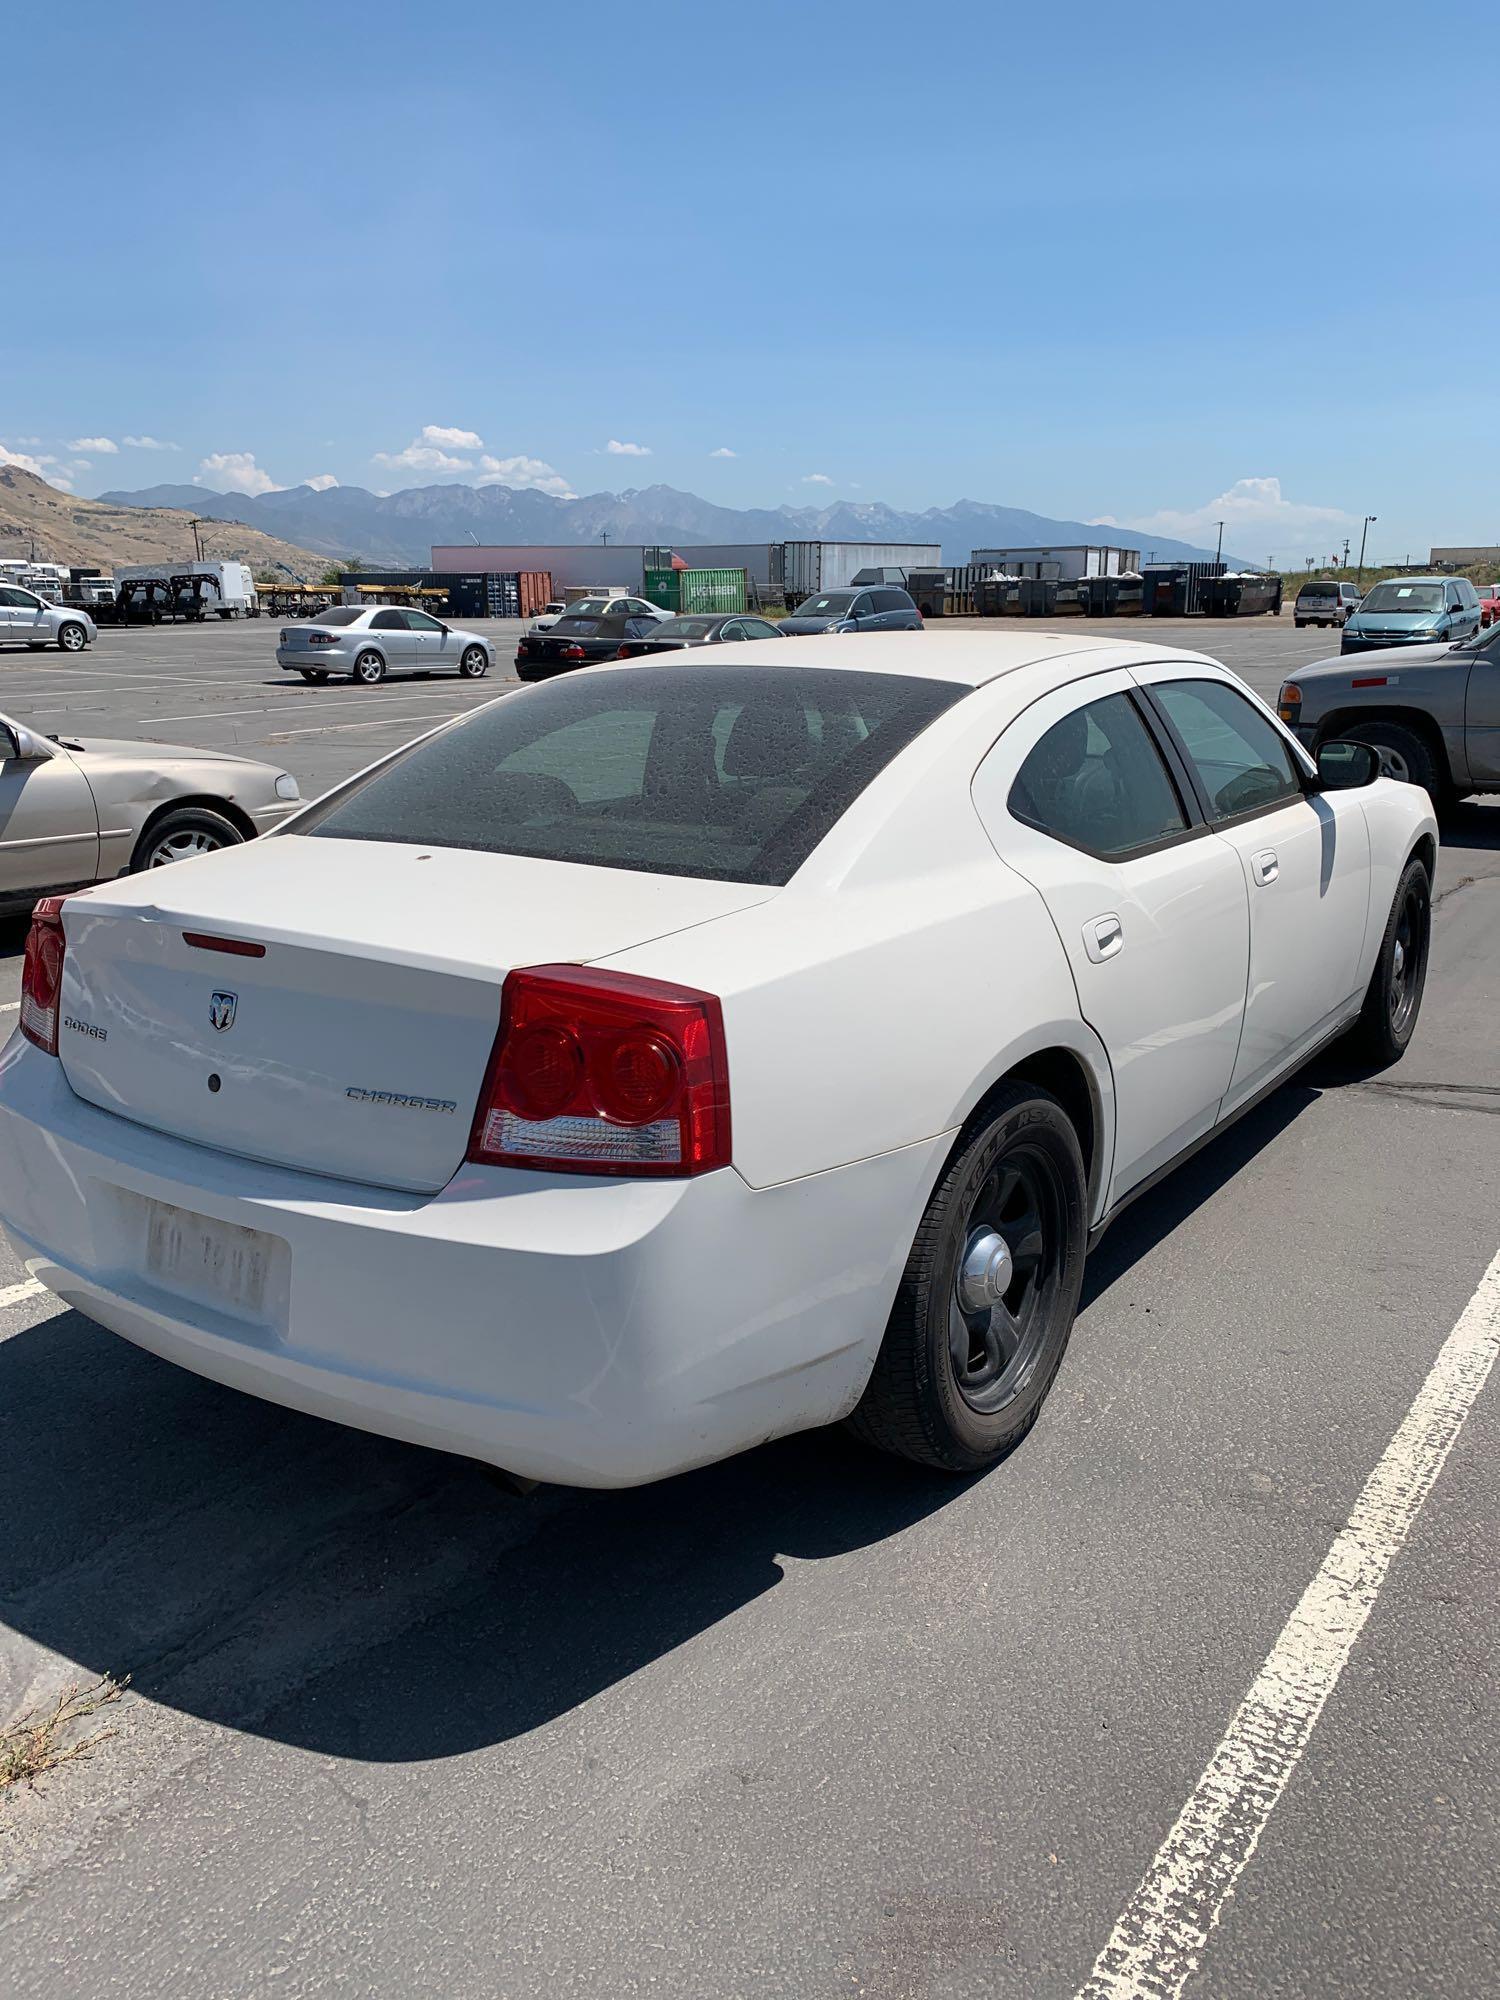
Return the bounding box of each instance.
[55,836,772,1193]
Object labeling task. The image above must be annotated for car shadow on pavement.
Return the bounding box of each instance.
[0,1309,973,1761]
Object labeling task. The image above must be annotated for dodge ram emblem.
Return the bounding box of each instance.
[210,991,238,1033]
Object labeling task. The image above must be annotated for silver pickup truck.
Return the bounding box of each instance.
[1278,620,1500,811]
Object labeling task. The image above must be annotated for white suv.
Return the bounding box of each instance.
[0,584,96,653]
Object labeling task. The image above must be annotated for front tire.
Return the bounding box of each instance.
[848,1083,1087,1472]
[1344,857,1431,1066]
[1340,719,1448,802]
[458,644,489,679]
[352,650,385,685]
[57,623,88,652]
[131,806,245,872]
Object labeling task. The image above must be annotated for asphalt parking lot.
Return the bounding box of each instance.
[2,614,1499,1998]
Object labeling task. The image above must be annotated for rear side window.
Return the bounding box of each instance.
[298,665,965,885]
[1009,693,1189,858]
[1153,679,1302,821]
[370,609,408,630]
[873,588,912,612]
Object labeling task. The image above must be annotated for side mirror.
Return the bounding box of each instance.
[1316,740,1379,789]
[1,724,47,762]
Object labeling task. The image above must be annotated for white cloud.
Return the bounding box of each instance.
[69,459,93,472]
[374,440,473,472]
[421,424,484,450]
[605,439,651,457]
[709,446,736,459]
[1124,476,1354,554]
[197,450,280,496]
[477,454,576,498]
[123,435,180,450]
[802,472,834,486]
[0,444,47,475]
[69,435,118,453]
[303,473,339,491]
[12,435,42,447]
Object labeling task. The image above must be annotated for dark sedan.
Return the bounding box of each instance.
[616,612,785,658]
[514,611,660,680]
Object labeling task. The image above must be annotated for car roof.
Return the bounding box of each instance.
[587,630,1221,689]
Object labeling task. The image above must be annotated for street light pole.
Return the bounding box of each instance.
[1357,515,1377,587]
[1214,520,1224,567]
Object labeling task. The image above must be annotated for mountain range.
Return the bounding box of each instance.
[98,480,1232,571]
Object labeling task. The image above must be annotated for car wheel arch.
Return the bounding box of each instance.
[1315,705,1456,785]
[133,791,258,848]
[944,1028,1113,1228]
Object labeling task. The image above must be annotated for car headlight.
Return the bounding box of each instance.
[274,773,300,801]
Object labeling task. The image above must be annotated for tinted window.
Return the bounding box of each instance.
[657,617,716,639]
[298,665,966,886]
[553,615,603,635]
[309,605,365,625]
[1009,693,1188,858]
[873,589,913,612]
[744,619,781,638]
[0,587,30,607]
[1154,679,1302,821]
[1298,585,1336,602]
[370,609,408,630]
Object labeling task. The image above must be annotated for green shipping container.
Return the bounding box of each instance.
[644,567,748,615]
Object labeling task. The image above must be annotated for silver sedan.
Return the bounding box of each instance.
[0,584,96,653]
[1,709,300,912]
[276,606,495,686]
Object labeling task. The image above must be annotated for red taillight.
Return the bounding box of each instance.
[561,644,586,661]
[20,896,67,1055]
[307,630,337,647]
[468,965,731,1178]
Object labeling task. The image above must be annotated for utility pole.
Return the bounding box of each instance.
[1342,537,1350,569]
[1357,514,1376,587]
[190,518,210,562]
[1214,520,1224,567]
[601,529,609,549]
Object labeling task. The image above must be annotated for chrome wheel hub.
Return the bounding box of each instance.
[957,1227,1014,1315]
[148,829,222,867]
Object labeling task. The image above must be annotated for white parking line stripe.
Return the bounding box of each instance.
[266,709,473,739]
[0,1001,18,1014]
[0,1277,47,1311]
[1077,1242,1500,2000]
[145,687,487,725]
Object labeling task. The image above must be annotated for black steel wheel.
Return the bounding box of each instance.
[1345,856,1431,1066]
[849,1081,1087,1472]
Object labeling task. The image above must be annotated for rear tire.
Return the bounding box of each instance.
[131,805,245,872]
[1344,857,1431,1066]
[353,650,385,685]
[458,644,488,679]
[1295,618,1306,628]
[848,1083,1087,1473]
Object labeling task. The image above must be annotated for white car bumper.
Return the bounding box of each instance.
[0,1042,944,1486]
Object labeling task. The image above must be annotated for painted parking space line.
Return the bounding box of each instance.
[265,708,478,740]
[0,1277,47,1311]
[143,686,491,726]
[1077,1240,1500,2000]
[0,1000,18,1013]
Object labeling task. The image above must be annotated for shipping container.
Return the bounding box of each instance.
[644,567,748,615]
[337,569,552,620]
[775,541,943,600]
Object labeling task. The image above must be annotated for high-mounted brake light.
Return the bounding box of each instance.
[20,896,68,1055]
[468,965,731,1178]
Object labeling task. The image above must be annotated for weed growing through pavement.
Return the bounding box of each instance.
[0,1677,126,1793]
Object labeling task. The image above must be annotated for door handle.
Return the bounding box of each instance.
[1083,913,1123,963]
[1251,849,1279,886]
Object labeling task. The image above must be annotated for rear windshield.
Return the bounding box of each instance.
[1297,584,1337,600]
[552,615,603,635]
[297,664,965,886]
[307,605,364,626]
[1357,583,1444,614]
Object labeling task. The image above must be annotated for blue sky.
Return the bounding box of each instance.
[4,0,1495,564]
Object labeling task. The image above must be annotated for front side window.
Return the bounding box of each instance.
[297,664,965,886]
[407,610,443,631]
[1009,693,1189,858]
[1153,679,1302,822]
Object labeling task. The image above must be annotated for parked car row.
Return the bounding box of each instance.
[516,610,786,679]
[1291,575,1486,653]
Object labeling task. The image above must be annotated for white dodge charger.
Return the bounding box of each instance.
[0,635,1436,1488]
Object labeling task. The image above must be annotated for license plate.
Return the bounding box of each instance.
[145,1200,275,1320]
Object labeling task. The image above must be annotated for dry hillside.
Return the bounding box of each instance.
[0,466,330,578]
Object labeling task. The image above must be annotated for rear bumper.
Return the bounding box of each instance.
[277,645,352,671]
[0,1042,942,1486]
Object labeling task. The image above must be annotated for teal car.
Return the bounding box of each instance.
[1341,576,1481,655]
